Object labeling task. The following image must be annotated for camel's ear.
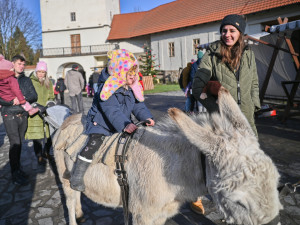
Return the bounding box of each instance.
[218,87,254,135]
[168,108,219,156]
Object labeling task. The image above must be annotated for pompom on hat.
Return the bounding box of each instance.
[220,14,246,34]
[100,49,144,102]
[0,54,14,77]
[35,61,47,72]
[0,54,14,71]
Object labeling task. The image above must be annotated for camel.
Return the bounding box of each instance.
[52,87,282,225]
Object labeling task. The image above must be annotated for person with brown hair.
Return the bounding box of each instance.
[25,61,55,165]
[191,14,261,215]
[192,14,260,135]
[0,55,38,185]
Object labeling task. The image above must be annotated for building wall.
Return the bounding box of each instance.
[116,36,150,55]
[40,0,119,32]
[42,26,111,49]
[151,23,219,71]
[40,0,120,82]
[39,55,99,81]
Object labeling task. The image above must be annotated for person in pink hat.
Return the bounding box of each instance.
[0,55,39,115]
[69,49,155,192]
[25,61,55,165]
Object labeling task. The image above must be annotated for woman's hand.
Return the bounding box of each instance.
[13,97,20,105]
[124,123,137,133]
[145,118,155,126]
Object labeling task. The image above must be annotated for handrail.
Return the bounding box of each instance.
[40,43,118,57]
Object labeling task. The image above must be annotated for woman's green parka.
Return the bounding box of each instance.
[25,73,54,140]
[192,41,261,135]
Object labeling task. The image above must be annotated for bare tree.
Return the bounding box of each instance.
[0,0,41,60]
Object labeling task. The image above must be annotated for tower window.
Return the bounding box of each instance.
[71,12,76,22]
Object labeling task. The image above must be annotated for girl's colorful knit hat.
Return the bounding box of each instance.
[100,49,144,102]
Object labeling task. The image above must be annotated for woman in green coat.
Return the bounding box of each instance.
[192,14,261,136]
[25,61,54,164]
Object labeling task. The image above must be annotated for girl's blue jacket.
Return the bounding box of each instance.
[85,69,153,135]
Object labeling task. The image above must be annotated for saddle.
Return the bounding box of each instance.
[58,120,146,167]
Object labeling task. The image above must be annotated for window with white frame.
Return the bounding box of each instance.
[193,39,200,55]
[70,12,76,22]
[169,42,174,57]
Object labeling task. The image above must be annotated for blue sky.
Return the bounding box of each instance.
[19,0,176,27]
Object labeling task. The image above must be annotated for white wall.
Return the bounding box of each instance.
[116,37,150,54]
[151,23,219,71]
[42,27,111,48]
[39,55,103,80]
[40,0,119,31]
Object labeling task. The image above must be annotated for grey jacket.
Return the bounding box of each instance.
[65,69,84,96]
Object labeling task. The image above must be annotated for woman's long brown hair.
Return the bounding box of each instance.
[220,34,246,70]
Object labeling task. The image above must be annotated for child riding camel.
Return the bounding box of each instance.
[70,49,155,192]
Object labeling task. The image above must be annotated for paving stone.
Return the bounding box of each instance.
[295,194,300,205]
[92,209,115,217]
[38,218,53,225]
[36,207,54,218]
[15,190,34,201]
[95,216,113,224]
[0,193,12,206]
[31,199,42,207]
[284,195,296,205]
[45,190,62,207]
[37,189,52,197]
[1,203,27,218]
[284,206,300,216]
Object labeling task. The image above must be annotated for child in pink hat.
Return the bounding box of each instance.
[0,55,38,115]
[69,49,155,192]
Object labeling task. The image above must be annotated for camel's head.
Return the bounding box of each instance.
[168,87,282,225]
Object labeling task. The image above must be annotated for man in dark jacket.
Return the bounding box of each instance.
[55,76,66,104]
[0,55,38,185]
[91,68,100,93]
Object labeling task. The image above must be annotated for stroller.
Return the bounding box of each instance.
[34,102,72,150]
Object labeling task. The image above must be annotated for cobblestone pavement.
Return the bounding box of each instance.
[0,91,299,225]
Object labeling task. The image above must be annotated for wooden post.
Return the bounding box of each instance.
[259,35,284,103]
[281,21,300,120]
[259,17,287,104]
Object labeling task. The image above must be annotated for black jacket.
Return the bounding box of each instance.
[92,72,100,84]
[0,72,38,115]
[55,78,67,92]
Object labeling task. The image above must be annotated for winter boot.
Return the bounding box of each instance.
[190,199,205,214]
[70,157,91,192]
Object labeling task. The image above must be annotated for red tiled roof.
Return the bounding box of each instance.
[108,0,300,40]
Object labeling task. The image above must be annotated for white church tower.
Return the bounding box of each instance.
[39,0,120,80]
